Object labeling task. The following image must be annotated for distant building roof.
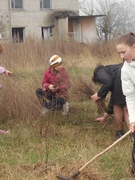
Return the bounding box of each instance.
[69,14,106,18]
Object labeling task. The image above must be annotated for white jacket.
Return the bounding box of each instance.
[121,61,135,124]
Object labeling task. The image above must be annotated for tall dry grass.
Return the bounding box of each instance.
[0,38,119,121]
[0,38,132,180]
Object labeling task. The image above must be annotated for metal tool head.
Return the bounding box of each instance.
[56,170,80,180]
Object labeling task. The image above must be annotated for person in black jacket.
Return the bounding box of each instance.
[91,63,129,139]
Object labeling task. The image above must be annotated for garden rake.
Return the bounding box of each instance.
[56,130,131,180]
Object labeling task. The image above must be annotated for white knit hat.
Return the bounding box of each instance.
[49,55,62,68]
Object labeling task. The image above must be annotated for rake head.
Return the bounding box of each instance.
[56,170,80,180]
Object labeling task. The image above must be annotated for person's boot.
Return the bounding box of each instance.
[115,130,124,139]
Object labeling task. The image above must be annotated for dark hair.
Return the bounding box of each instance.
[117,32,135,46]
[92,64,104,84]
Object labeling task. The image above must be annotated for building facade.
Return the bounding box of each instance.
[0,0,99,43]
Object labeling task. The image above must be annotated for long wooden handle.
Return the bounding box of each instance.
[79,130,131,172]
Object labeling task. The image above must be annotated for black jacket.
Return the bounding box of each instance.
[95,63,125,113]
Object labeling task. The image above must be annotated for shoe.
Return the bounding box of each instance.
[116,130,124,139]
[41,107,49,115]
[62,102,69,115]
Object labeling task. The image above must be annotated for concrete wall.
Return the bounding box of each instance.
[0,0,97,43]
[52,0,78,11]
[81,17,97,43]
[11,11,52,38]
[57,18,68,40]
[9,0,78,40]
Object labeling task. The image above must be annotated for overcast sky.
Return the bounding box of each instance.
[79,0,124,3]
[79,0,126,15]
[79,0,104,15]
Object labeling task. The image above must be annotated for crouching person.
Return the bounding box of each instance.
[36,55,71,115]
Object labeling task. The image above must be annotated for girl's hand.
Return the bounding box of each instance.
[95,113,109,123]
[48,84,54,90]
[48,84,58,92]
[48,84,57,92]
[4,70,12,76]
[91,93,101,102]
[130,123,135,132]
[42,86,46,91]
[96,117,106,123]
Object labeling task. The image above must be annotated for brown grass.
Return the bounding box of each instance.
[0,37,132,180]
[0,44,3,54]
[72,76,107,114]
[0,38,116,120]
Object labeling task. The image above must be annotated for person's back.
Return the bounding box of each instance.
[91,63,128,139]
[104,63,125,105]
[92,63,124,101]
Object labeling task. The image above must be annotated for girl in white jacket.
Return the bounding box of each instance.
[116,32,135,133]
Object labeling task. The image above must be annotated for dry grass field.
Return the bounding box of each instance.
[0,38,133,180]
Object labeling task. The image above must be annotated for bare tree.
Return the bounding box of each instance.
[0,20,7,39]
[79,0,96,15]
[79,0,135,41]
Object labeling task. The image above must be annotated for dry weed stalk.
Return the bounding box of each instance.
[73,77,107,114]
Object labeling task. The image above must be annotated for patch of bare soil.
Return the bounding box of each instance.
[56,163,103,180]
[1,162,103,179]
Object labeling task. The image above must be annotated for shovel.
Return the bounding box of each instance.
[56,130,131,180]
